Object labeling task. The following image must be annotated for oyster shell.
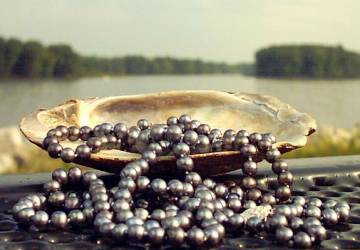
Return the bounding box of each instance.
[20,90,316,176]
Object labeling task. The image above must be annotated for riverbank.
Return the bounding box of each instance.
[0,36,252,79]
[0,127,67,174]
[0,124,359,174]
[284,124,360,158]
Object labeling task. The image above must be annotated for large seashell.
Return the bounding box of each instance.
[20,90,316,176]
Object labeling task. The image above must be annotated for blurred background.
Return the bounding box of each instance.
[0,0,359,174]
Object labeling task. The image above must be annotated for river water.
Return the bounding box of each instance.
[0,74,359,128]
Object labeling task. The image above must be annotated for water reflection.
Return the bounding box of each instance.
[0,75,359,128]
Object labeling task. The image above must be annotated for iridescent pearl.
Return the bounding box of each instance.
[151,209,166,221]
[148,227,165,245]
[233,136,249,150]
[322,208,338,226]
[266,148,281,163]
[214,184,228,198]
[47,143,63,158]
[275,186,291,201]
[56,125,69,140]
[60,147,76,163]
[187,227,205,246]
[275,226,293,243]
[242,160,257,176]
[136,176,151,191]
[68,126,80,141]
[246,216,263,234]
[75,144,91,159]
[266,214,288,230]
[304,205,321,219]
[168,179,184,195]
[167,116,178,126]
[167,227,185,245]
[228,214,245,231]
[307,225,327,242]
[166,125,183,143]
[137,119,150,130]
[51,211,68,229]
[290,217,303,231]
[142,150,157,165]
[176,156,194,172]
[68,209,86,225]
[127,225,145,241]
[82,172,98,186]
[17,207,35,224]
[43,136,59,149]
[111,223,128,240]
[79,126,92,141]
[183,130,199,146]
[150,125,166,142]
[115,210,134,223]
[151,178,167,194]
[277,171,294,186]
[173,142,190,157]
[293,232,312,248]
[32,210,49,228]
[208,129,222,142]
[185,172,202,186]
[43,180,61,193]
[195,135,211,153]
[114,189,132,202]
[48,191,65,206]
[197,124,211,135]
[176,114,190,124]
[52,169,68,185]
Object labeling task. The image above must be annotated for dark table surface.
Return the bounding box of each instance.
[0,155,360,250]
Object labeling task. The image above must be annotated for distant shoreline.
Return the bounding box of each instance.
[2,73,360,82]
[0,72,250,81]
[3,37,360,80]
[0,36,254,79]
[256,45,360,78]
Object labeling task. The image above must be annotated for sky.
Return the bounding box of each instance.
[0,0,359,63]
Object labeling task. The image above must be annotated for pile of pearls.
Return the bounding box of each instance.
[12,115,350,248]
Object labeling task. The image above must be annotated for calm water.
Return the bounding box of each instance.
[0,74,359,128]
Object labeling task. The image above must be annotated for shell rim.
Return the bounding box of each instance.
[19,90,317,166]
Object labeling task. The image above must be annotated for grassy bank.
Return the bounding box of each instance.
[285,124,360,158]
[7,149,82,174]
[3,124,358,174]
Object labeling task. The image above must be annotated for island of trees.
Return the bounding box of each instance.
[256,45,360,78]
[0,36,252,78]
[3,37,358,79]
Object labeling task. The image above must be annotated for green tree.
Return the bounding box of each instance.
[149,57,174,74]
[256,45,360,78]
[0,38,5,76]
[109,58,126,75]
[0,35,257,78]
[4,38,22,76]
[124,56,150,74]
[49,45,80,77]
[41,50,56,77]
[12,41,46,77]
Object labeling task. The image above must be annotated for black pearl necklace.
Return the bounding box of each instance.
[12,114,350,248]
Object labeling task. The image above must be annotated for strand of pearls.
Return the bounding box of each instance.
[13,115,350,248]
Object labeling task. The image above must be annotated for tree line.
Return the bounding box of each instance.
[255,45,360,78]
[0,37,253,78]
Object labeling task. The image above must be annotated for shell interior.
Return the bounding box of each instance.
[20,90,316,176]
